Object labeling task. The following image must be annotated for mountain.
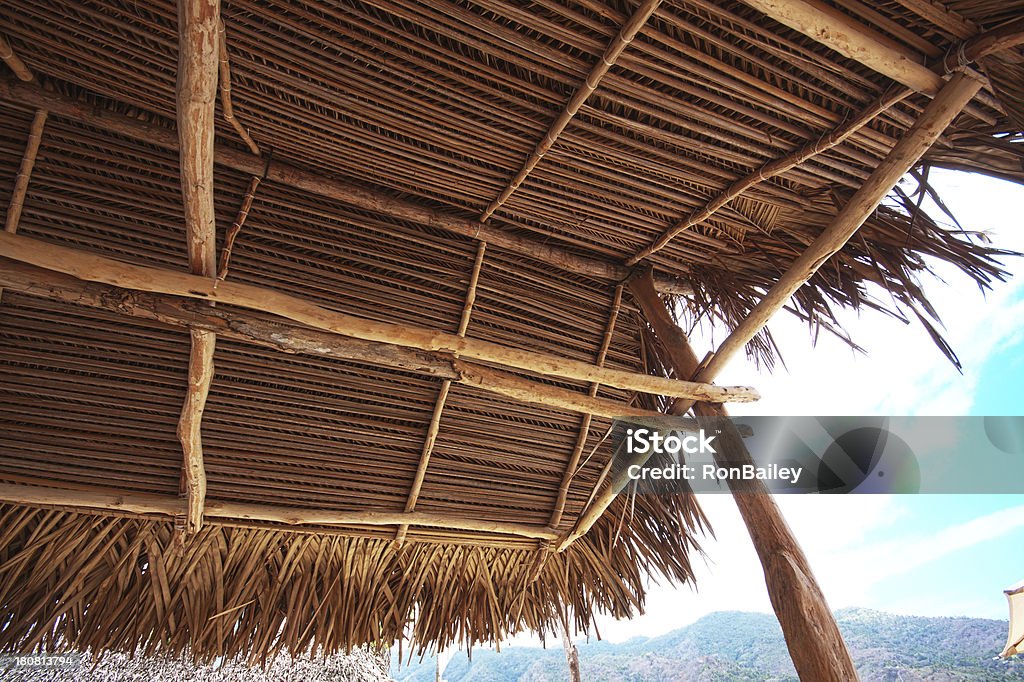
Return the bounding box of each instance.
[392,608,1024,681]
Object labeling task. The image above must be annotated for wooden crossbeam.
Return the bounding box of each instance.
[0,482,559,540]
[0,259,687,421]
[395,241,487,547]
[176,0,221,534]
[0,234,759,403]
[0,78,692,296]
[479,0,663,221]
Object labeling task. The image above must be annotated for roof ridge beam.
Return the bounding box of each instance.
[0,78,692,295]
[478,0,663,222]
[0,234,758,404]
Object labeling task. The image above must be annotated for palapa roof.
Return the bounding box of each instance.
[0,0,1022,664]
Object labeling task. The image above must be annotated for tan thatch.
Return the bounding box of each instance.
[0,0,1022,666]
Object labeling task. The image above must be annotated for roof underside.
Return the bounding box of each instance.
[0,0,1022,661]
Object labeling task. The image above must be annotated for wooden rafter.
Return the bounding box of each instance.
[0,78,693,296]
[0,259,707,421]
[691,71,984,388]
[0,233,759,403]
[478,0,663,222]
[395,241,487,547]
[4,109,47,236]
[217,19,260,156]
[176,0,221,535]
[0,34,32,82]
[625,86,911,266]
[0,482,559,540]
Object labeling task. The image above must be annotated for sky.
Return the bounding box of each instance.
[582,168,1024,643]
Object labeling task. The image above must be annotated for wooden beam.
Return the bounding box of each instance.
[176,0,221,534]
[0,78,692,296]
[625,86,911,265]
[693,71,983,387]
[963,17,1024,62]
[621,276,861,680]
[0,233,759,403]
[0,34,32,82]
[739,0,944,95]
[395,241,486,547]
[0,259,675,421]
[4,109,47,236]
[0,482,559,540]
[479,0,662,221]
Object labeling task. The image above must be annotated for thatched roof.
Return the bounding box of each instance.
[0,0,1022,665]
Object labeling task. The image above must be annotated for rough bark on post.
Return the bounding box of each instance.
[176,0,221,534]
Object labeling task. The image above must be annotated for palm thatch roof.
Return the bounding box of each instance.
[0,0,1022,666]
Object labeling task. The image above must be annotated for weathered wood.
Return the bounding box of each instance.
[0,34,32,82]
[963,17,1024,62]
[4,109,47,235]
[0,259,672,421]
[479,0,662,221]
[0,233,758,403]
[218,175,261,281]
[695,71,983,386]
[217,19,261,156]
[178,328,215,534]
[625,275,861,681]
[396,241,486,547]
[561,614,582,682]
[0,482,559,540]
[626,87,911,265]
[739,0,943,95]
[0,78,692,296]
[177,0,220,534]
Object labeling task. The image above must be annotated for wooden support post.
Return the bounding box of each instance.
[0,260,681,422]
[693,71,983,387]
[176,0,221,534]
[0,482,559,540]
[0,34,32,82]
[0,79,692,296]
[479,0,662,221]
[0,234,759,404]
[627,274,860,681]
[395,241,486,547]
[560,611,582,682]
[625,87,910,265]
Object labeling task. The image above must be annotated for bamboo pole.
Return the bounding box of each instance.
[217,20,261,156]
[479,0,662,221]
[395,241,486,547]
[217,175,261,281]
[0,79,692,296]
[693,71,984,387]
[4,110,48,235]
[0,34,32,82]
[177,0,221,534]
[0,233,758,403]
[0,259,675,421]
[0,483,559,540]
[625,87,911,265]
